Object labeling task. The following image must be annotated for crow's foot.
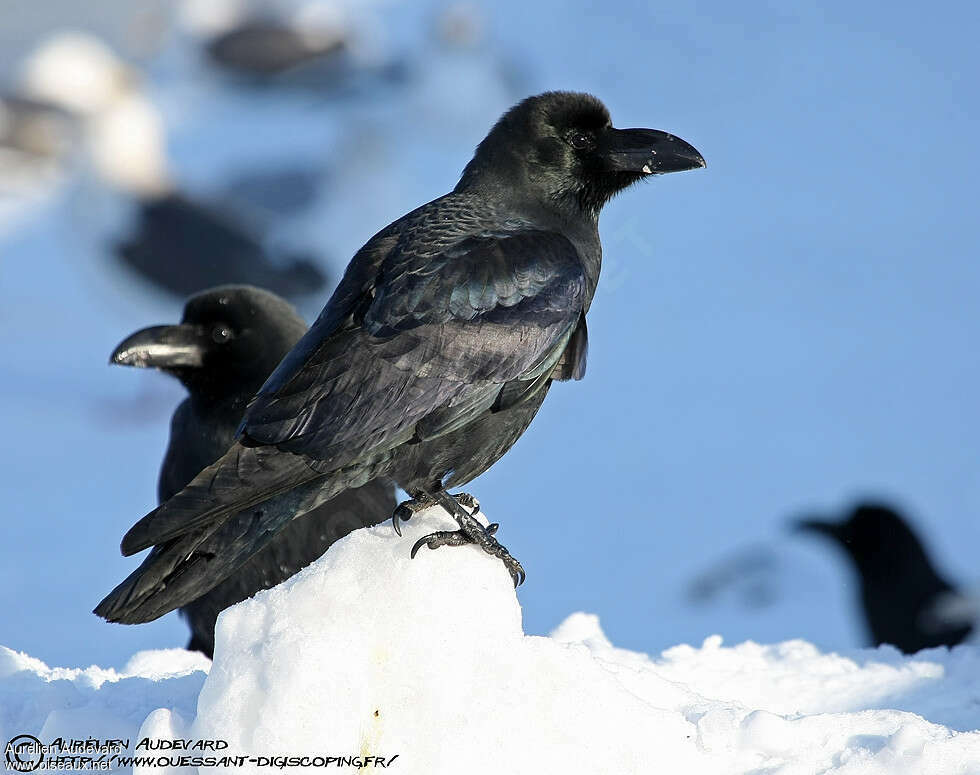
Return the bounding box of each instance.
[391,491,479,536]
[410,521,498,556]
[410,490,525,587]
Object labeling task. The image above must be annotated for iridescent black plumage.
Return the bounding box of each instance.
[105,91,704,600]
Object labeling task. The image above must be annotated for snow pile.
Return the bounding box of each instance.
[3,507,980,774]
[0,647,207,749]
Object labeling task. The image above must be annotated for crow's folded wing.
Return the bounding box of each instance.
[243,229,587,468]
[116,229,586,557]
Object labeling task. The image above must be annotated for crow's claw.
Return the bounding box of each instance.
[391,493,434,536]
[391,502,416,537]
[504,556,526,587]
[392,491,480,536]
[402,489,526,587]
[410,529,471,558]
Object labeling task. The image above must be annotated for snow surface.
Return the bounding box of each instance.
[3,508,979,774]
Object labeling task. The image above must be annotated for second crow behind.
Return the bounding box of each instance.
[102,285,397,657]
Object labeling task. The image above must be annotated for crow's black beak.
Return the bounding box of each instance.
[793,517,844,541]
[603,128,705,175]
[110,324,208,369]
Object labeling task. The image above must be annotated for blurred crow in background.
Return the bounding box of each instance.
[115,195,328,299]
[796,502,974,653]
[97,91,704,617]
[18,31,329,302]
[99,285,397,657]
[206,17,347,78]
[174,0,407,94]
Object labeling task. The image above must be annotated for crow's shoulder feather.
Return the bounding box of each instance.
[241,212,587,465]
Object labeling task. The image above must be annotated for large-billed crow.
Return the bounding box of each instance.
[97,285,397,656]
[796,502,974,653]
[99,91,704,602]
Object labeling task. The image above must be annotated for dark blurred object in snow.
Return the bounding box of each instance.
[116,194,328,299]
[177,0,410,95]
[686,545,782,609]
[206,18,346,76]
[14,30,329,301]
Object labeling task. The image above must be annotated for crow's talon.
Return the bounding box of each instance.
[410,529,470,558]
[409,524,524,586]
[391,494,435,536]
[391,504,412,537]
[392,491,479,536]
[504,556,526,587]
[401,489,527,587]
[397,489,525,586]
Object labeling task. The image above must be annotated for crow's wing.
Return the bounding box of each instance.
[121,228,586,554]
[244,228,587,466]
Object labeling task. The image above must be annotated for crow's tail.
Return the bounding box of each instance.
[119,441,321,557]
[93,474,395,626]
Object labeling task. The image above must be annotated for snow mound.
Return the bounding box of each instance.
[0,645,207,748]
[3,506,980,774]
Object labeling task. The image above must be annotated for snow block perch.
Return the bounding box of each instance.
[3,505,980,773]
[186,506,980,774]
[190,506,703,772]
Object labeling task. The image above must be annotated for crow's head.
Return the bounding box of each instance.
[457,91,704,216]
[794,501,934,577]
[110,284,306,399]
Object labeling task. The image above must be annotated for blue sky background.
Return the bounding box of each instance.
[1,0,978,667]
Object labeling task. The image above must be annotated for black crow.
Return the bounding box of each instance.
[100,91,704,603]
[98,285,397,656]
[796,502,974,653]
[116,194,328,301]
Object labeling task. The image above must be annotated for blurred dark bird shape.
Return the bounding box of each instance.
[796,502,974,653]
[116,194,328,301]
[10,30,330,302]
[200,13,409,94]
[97,285,397,657]
[98,91,704,609]
[206,18,347,77]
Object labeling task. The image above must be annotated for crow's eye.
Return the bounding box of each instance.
[569,132,592,150]
[211,324,234,344]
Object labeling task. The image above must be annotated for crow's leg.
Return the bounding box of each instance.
[410,489,525,587]
[391,491,479,536]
